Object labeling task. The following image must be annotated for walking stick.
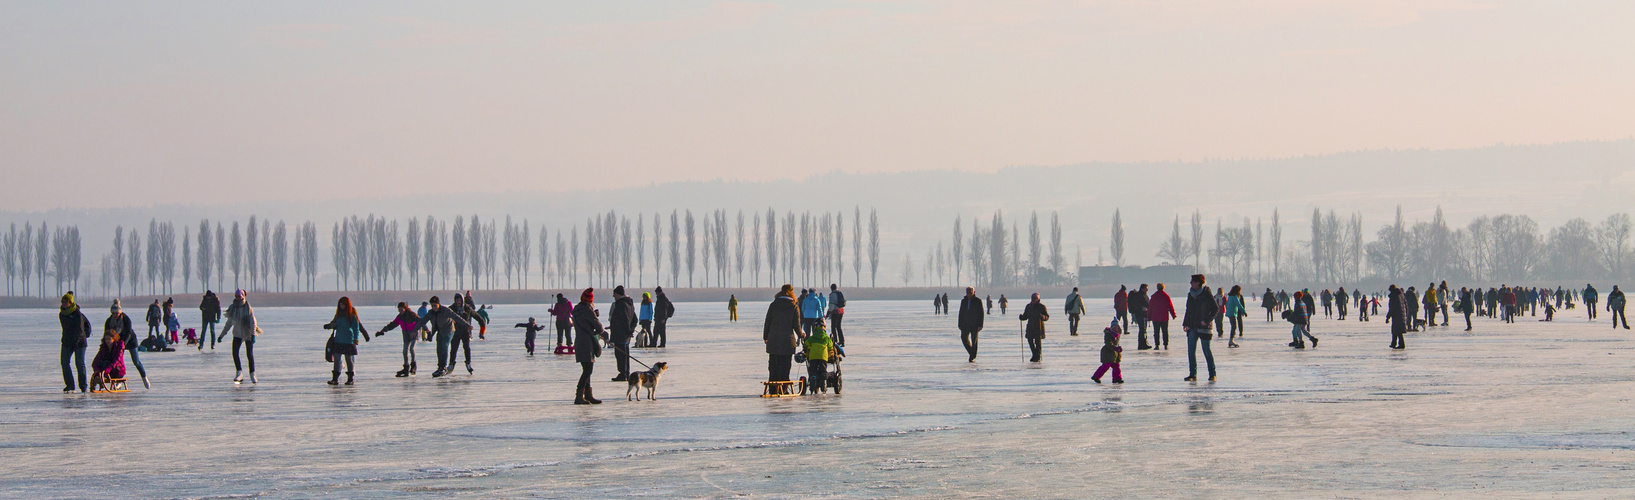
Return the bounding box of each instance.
[1013,318,1026,361]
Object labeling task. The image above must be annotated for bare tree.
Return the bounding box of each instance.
[1110,209,1125,267]
[230,221,242,289]
[856,205,869,285]
[127,230,141,296]
[900,253,914,286]
[869,208,881,287]
[669,211,680,287]
[1027,211,1041,285]
[1157,215,1187,266]
[197,221,212,293]
[1189,210,1203,269]
[1050,212,1063,281]
[1598,213,1631,280]
[685,210,696,288]
[735,210,745,287]
[765,208,777,286]
[951,216,963,285]
[1269,209,1282,282]
[182,226,192,293]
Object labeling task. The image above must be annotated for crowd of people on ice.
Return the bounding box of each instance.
[53,275,1626,400]
[952,278,1628,383]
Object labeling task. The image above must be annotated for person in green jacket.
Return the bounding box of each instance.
[803,320,840,394]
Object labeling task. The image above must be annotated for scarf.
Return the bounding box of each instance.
[60,292,78,315]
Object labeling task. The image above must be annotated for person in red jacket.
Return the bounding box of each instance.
[1148,283,1177,350]
[1113,285,1129,336]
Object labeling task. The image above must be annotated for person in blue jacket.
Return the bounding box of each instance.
[801,287,827,335]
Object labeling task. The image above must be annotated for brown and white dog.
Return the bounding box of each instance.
[626,362,669,401]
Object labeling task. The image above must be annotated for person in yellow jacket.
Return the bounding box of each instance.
[729,295,738,322]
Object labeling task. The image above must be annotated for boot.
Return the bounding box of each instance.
[574,387,589,405]
[141,375,151,389]
[328,371,340,386]
[432,368,446,378]
[249,372,258,384]
[466,363,474,375]
[584,386,602,404]
[396,365,410,378]
[234,370,244,384]
[410,361,417,375]
[345,372,354,385]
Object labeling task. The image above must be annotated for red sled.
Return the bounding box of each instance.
[554,345,575,355]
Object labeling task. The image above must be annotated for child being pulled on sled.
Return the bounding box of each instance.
[1093,320,1124,384]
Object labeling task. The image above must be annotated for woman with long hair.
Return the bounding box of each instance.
[324,297,370,385]
[220,290,260,384]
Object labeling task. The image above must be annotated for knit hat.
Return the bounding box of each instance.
[580,288,594,302]
[614,285,626,296]
[111,299,122,312]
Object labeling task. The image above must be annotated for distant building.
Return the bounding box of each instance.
[1078,265,1197,287]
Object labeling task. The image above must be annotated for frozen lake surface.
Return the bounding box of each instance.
[5,296,1635,497]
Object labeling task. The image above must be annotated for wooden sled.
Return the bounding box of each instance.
[761,377,807,398]
[91,376,129,393]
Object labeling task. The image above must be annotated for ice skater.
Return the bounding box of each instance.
[377,301,422,376]
[322,297,370,386]
[514,317,547,356]
[221,290,260,384]
[1092,320,1123,384]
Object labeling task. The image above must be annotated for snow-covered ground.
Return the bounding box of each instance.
[4,296,1633,497]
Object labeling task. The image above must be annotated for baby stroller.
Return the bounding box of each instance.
[800,345,844,395]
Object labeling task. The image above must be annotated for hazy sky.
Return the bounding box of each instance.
[5,1,1634,211]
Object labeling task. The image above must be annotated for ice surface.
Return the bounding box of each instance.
[5,296,1635,497]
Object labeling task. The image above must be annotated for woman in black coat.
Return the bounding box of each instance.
[1387,285,1407,350]
[764,285,802,383]
[1019,293,1049,362]
[572,288,604,404]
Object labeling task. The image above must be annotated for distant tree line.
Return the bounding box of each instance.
[0,207,882,298]
[0,222,82,299]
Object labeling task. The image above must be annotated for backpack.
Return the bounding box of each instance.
[834,292,846,308]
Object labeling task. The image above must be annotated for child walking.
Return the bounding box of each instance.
[1092,320,1124,384]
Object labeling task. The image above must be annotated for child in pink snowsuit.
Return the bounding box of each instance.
[1093,320,1124,384]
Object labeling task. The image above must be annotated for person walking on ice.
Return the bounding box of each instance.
[1181,274,1217,382]
[1020,293,1049,363]
[958,287,984,362]
[1092,320,1123,384]
[1608,286,1628,329]
[1065,287,1086,336]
